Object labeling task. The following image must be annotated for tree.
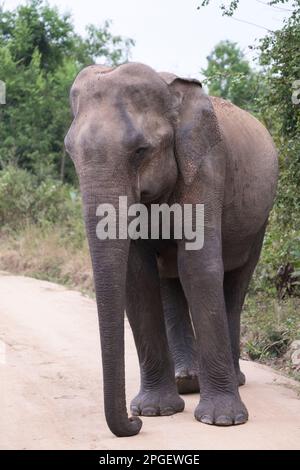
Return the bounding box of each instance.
[198,1,299,17]
[0,0,134,183]
[257,7,300,225]
[202,40,258,110]
[74,21,134,67]
[0,0,74,72]
[0,0,134,71]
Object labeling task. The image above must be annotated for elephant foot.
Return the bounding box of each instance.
[175,367,199,394]
[131,388,185,417]
[194,393,248,426]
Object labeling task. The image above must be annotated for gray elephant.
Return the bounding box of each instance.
[65,62,278,437]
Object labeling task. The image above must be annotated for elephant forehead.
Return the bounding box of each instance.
[114,83,171,112]
[72,63,171,110]
[73,79,169,108]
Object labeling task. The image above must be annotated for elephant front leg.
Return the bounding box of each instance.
[126,240,184,417]
[178,238,248,426]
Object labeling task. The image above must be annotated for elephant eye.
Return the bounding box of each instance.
[134,146,148,158]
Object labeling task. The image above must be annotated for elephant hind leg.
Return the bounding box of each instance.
[160,278,199,394]
[224,223,267,385]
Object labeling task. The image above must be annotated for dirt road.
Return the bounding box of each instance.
[0,273,299,450]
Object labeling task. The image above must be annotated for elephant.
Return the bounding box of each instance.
[64,62,278,437]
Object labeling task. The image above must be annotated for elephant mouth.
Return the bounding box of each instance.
[142,188,170,204]
[141,191,160,204]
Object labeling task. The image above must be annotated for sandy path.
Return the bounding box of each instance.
[0,273,299,450]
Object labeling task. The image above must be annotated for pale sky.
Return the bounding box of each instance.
[3,0,293,79]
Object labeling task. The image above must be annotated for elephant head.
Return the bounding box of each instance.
[64,62,221,437]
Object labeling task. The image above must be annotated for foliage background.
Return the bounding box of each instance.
[0,0,133,182]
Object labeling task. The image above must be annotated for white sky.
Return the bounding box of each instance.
[3,0,293,79]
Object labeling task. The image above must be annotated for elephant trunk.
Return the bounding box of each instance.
[81,178,142,437]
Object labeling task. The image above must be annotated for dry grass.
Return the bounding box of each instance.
[0,225,94,296]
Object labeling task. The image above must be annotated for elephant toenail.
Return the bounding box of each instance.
[215,415,233,426]
[199,415,213,425]
[131,406,140,416]
[142,408,157,416]
[234,414,248,425]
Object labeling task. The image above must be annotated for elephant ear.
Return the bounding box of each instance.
[159,72,222,185]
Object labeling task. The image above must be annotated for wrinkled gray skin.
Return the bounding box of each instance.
[65,62,278,437]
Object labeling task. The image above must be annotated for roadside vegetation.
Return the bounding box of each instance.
[0,0,299,378]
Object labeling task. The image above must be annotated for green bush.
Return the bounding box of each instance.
[0,166,36,228]
[242,293,300,365]
[0,166,84,241]
[251,209,300,298]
